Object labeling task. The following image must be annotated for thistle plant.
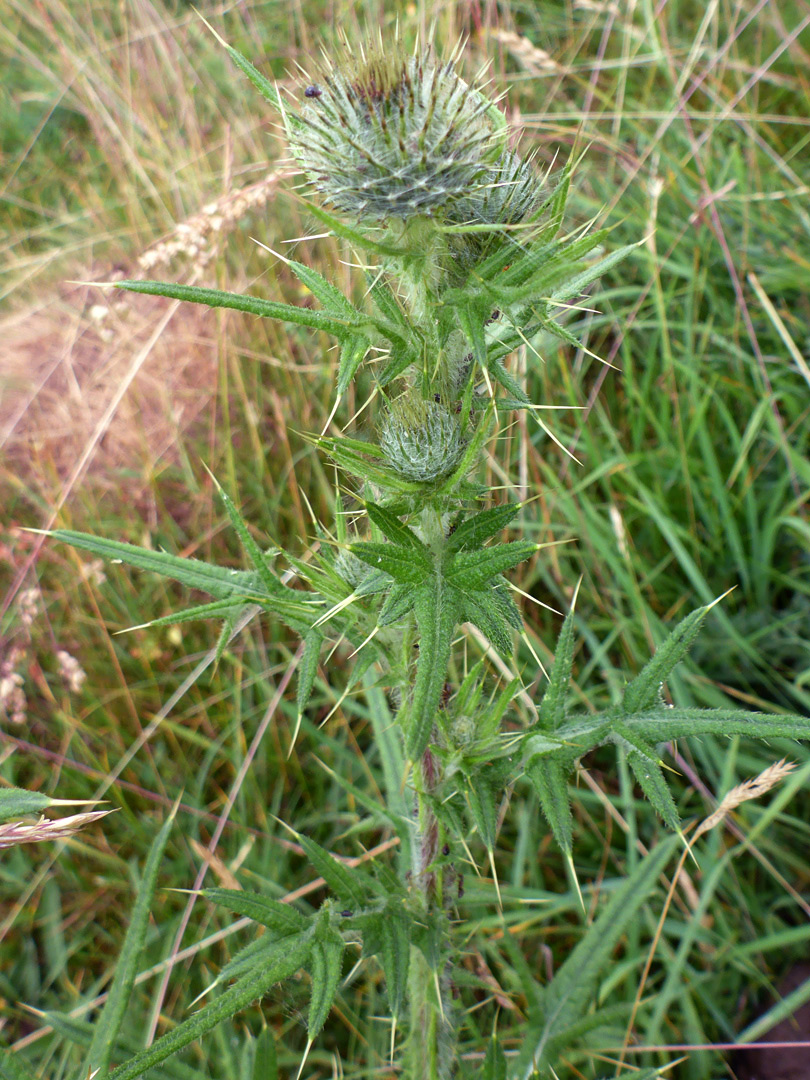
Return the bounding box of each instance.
[33,28,810,1080]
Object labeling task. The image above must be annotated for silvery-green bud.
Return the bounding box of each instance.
[380,398,466,483]
[288,42,507,221]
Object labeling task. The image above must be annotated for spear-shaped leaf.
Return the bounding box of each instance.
[622,601,716,714]
[407,579,461,761]
[107,934,311,1080]
[202,889,309,936]
[446,541,539,590]
[447,501,522,553]
[114,280,357,338]
[307,931,345,1040]
[538,584,580,729]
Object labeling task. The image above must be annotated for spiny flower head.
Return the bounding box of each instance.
[287,40,507,221]
[380,397,466,483]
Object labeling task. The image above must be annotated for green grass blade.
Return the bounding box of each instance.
[84,805,177,1078]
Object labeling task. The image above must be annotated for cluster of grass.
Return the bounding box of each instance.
[1,0,808,1076]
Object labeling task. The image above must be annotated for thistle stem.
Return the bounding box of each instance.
[405,748,454,1079]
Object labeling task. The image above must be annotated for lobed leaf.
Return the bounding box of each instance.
[202,889,309,936]
[115,279,356,338]
[622,603,713,714]
[350,542,431,584]
[107,934,311,1080]
[446,541,538,590]
[447,501,521,553]
[307,932,345,1040]
[407,580,461,760]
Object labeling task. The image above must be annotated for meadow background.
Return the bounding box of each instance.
[1,0,809,1076]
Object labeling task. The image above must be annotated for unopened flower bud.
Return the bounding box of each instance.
[381,398,466,483]
[288,42,506,221]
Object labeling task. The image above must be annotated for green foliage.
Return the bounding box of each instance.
[83,808,176,1078]
[21,14,808,1080]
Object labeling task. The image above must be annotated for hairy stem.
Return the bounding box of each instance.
[405,748,454,1079]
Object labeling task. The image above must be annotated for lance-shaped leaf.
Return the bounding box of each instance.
[297,629,323,720]
[465,776,497,851]
[446,541,539,591]
[351,542,431,584]
[435,403,496,495]
[107,934,312,1080]
[481,1033,508,1080]
[211,476,287,598]
[447,501,522,553]
[514,836,678,1078]
[525,757,573,858]
[316,435,424,493]
[407,579,461,761]
[378,582,418,626]
[82,808,175,1079]
[307,202,409,259]
[460,589,513,656]
[547,239,642,304]
[337,334,371,396]
[285,257,361,320]
[624,706,810,743]
[251,1029,278,1080]
[114,280,358,338]
[380,911,410,1020]
[294,831,381,909]
[0,787,101,824]
[48,531,276,605]
[307,931,345,1040]
[202,889,309,936]
[626,748,681,832]
[622,602,714,714]
[364,501,427,551]
[538,587,580,730]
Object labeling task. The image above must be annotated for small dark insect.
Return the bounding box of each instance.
[442,844,450,857]
[340,910,353,918]
[457,873,465,899]
[304,85,323,98]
